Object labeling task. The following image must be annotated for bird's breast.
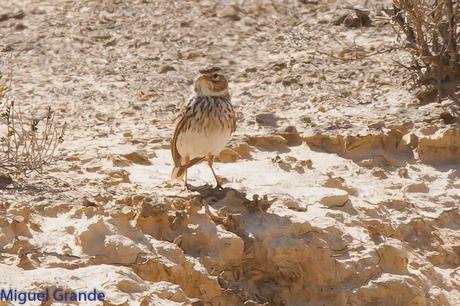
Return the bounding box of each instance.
[176,96,234,160]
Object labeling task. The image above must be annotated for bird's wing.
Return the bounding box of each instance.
[171,104,189,167]
[231,106,237,133]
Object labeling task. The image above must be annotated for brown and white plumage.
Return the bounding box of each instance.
[171,67,236,188]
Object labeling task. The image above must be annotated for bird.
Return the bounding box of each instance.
[171,66,236,189]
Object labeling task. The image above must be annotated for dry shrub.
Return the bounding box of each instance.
[0,83,66,176]
[389,0,459,98]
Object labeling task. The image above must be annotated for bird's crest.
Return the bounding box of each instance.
[198,66,223,74]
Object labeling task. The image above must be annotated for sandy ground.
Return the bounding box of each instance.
[1,0,460,305]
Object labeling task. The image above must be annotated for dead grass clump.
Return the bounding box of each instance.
[0,85,66,176]
[389,0,459,99]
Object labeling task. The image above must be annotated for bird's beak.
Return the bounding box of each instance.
[197,76,209,85]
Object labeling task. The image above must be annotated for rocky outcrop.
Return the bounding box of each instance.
[4,183,458,305]
[304,127,413,160]
[416,127,460,163]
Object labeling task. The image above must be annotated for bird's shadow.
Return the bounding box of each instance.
[186,183,246,202]
[185,183,276,215]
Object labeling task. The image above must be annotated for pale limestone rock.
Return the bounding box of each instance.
[255,113,279,127]
[0,264,188,305]
[104,169,130,185]
[214,225,244,267]
[377,241,409,274]
[111,154,133,167]
[276,126,302,146]
[123,151,153,165]
[246,135,289,151]
[416,127,460,163]
[403,182,429,193]
[348,274,427,306]
[104,234,143,265]
[320,189,349,207]
[216,147,240,163]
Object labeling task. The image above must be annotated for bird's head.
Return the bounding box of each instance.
[194,66,229,96]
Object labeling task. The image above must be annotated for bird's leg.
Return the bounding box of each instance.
[207,154,222,189]
[184,156,190,190]
[184,168,189,190]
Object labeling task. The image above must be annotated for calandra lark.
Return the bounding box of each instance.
[171,66,236,189]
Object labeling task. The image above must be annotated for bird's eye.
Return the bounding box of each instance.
[211,73,219,81]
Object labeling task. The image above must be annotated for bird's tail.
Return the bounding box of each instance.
[171,165,187,180]
[171,157,206,181]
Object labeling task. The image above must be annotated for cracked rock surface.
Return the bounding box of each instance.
[1,0,460,305]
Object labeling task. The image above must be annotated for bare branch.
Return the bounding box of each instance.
[0,59,65,176]
[389,0,460,99]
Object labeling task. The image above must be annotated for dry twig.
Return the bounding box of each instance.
[0,61,66,176]
[387,0,460,98]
